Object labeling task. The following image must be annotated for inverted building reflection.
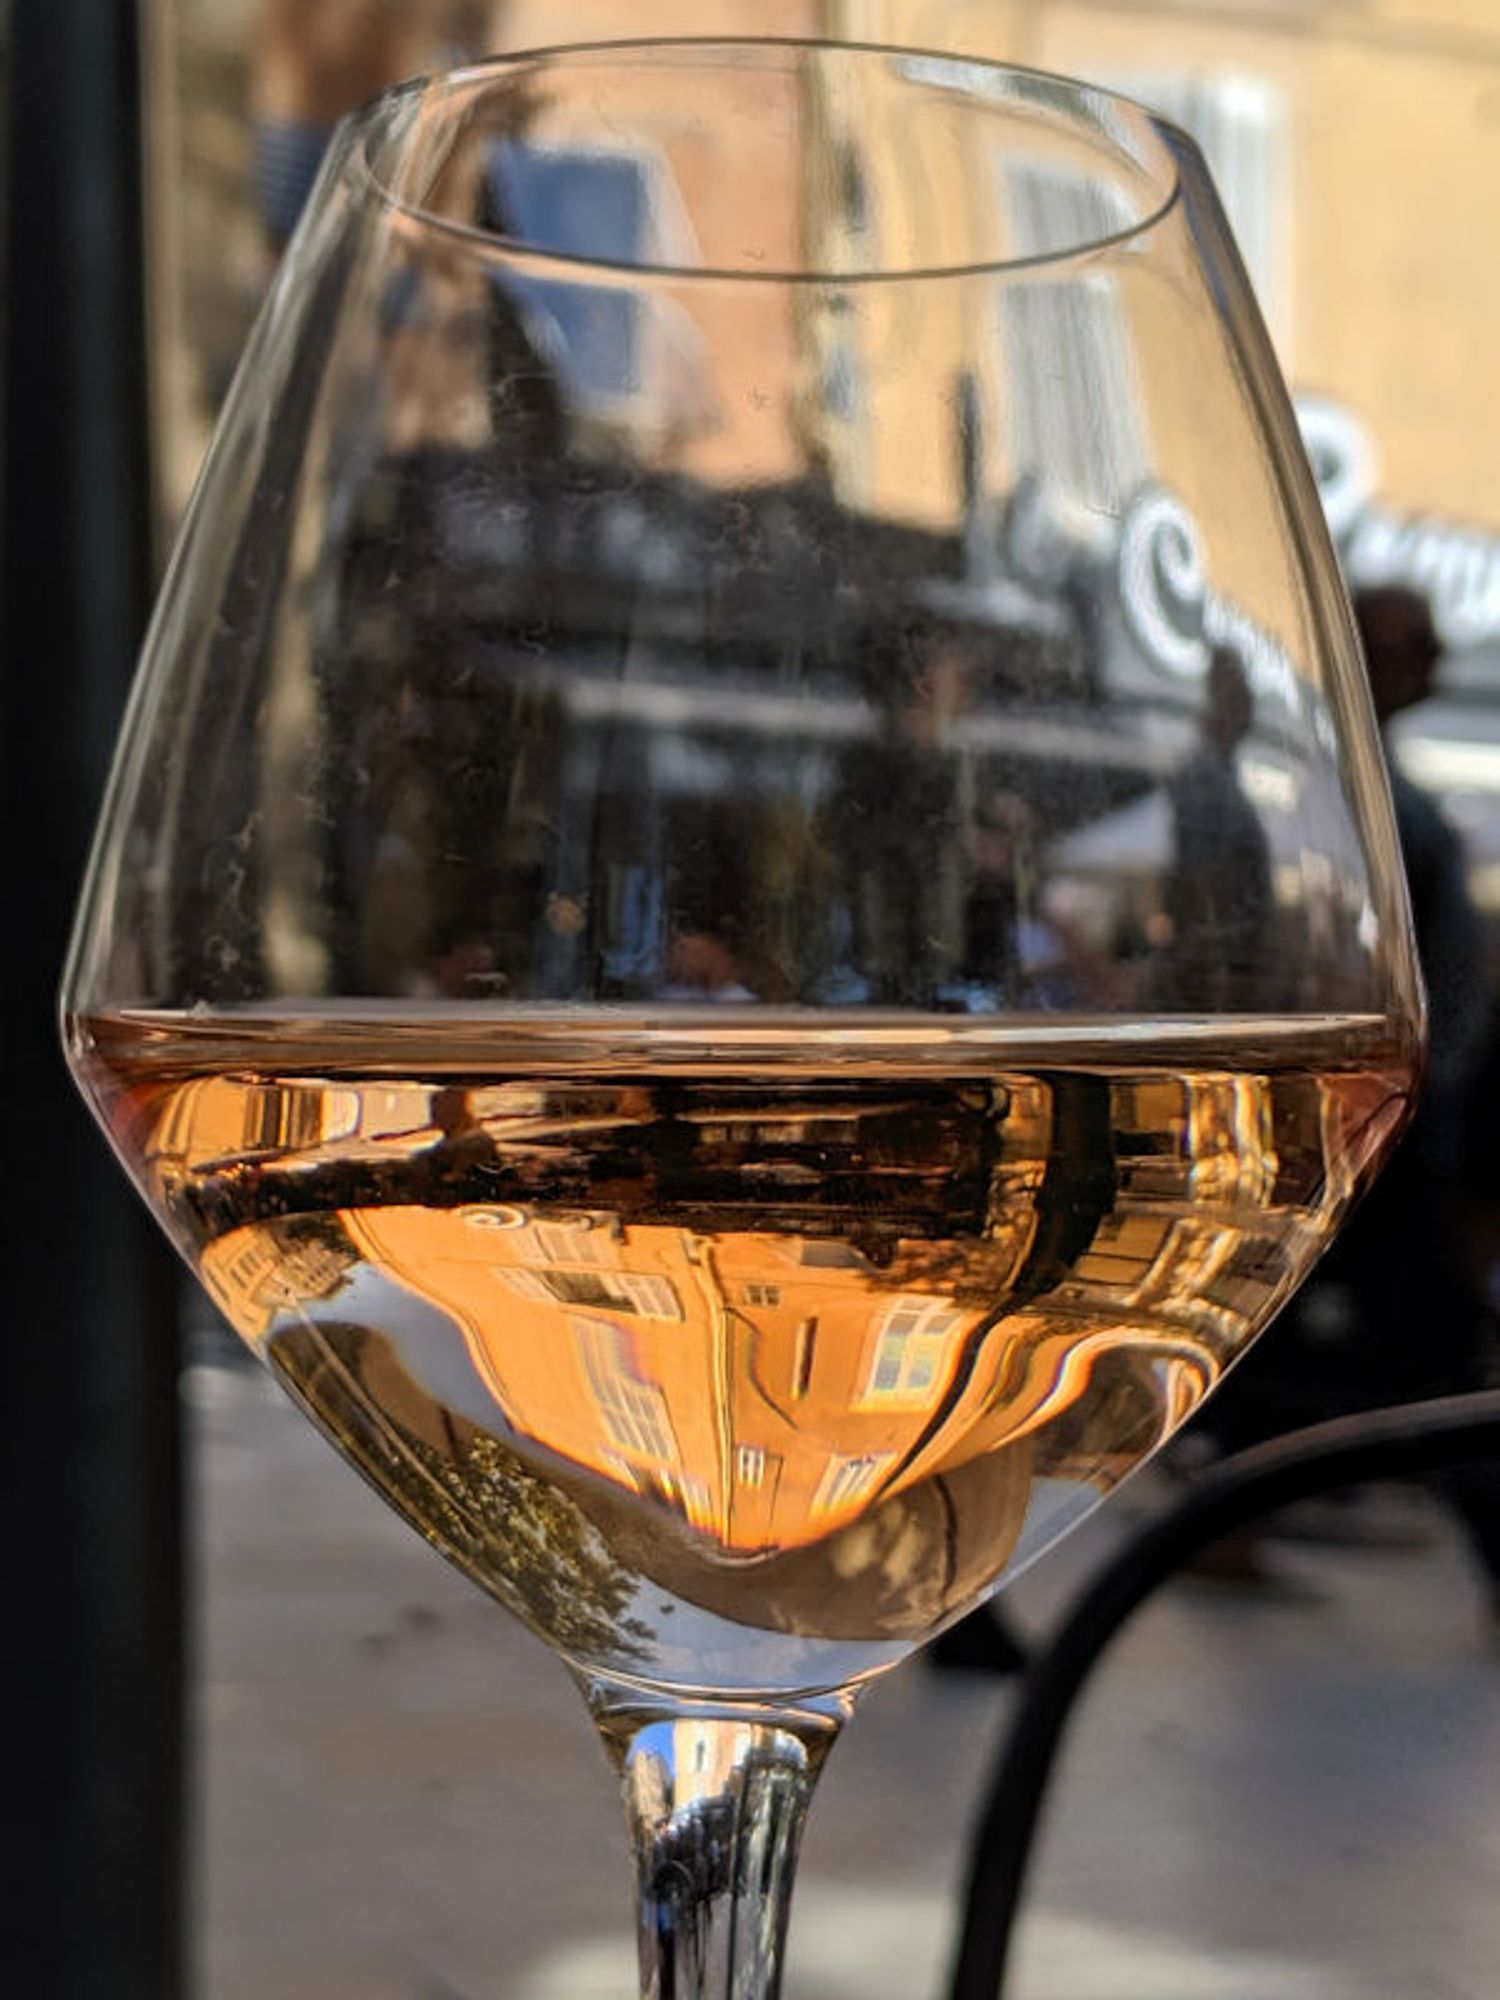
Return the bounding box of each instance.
[139,1051,1390,1581]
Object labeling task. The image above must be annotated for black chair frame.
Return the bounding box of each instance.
[946,1390,1500,2000]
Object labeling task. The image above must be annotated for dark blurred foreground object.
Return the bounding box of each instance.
[945,1391,1500,2000]
[927,1605,1029,1677]
[250,0,484,245]
[1199,583,1500,1600]
[2,5,184,1995]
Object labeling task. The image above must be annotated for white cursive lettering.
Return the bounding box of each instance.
[1118,485,1302,715]
[1295,394,1500,648]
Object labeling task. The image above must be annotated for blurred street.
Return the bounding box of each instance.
[191,1345,1500,2000]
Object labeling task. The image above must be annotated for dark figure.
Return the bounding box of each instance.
[826,617,977,1007]
[960,791,1032,1004]
[1162,644,1273,1012]
[1201,586,1500,1603]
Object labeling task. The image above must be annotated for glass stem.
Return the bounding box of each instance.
[588,1688,845,2000]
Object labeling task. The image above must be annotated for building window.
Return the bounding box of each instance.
[1072,1215,1173,1293]
[501,1265,680,1318]
[791,1317,818,1399]
[863,1296,966,1404]
[609,1272,682,1319]
[735,1443,768,1486]
[1001,163,1148,517]
[532,1220,611,1267]
[601,1450,643,1490]
[574,1316,678,1463]
[488,141,648,403]
[1114,70,1290,342]
[814,1453,895,1513]
[246,1081,329,1153]
[496,1267,553,1303]
[225,1238,277,1295]
[793,1239,870,1270]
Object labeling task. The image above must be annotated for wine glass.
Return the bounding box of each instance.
[63,39,1422,1999]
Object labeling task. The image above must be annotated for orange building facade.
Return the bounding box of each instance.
[140,1050,1376,1564]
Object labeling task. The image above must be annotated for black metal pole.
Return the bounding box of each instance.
[2,5,184,1996]
[946,1391,1500,2000]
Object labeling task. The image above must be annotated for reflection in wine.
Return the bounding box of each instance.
[76,1006,1413,1695]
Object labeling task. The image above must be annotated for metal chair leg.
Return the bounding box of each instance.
[945,1390,1500,2000]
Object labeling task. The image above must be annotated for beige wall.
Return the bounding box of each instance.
[160,2,1500,531]
[835,0,1500,527]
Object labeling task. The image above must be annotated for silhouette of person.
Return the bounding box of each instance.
[1345,590,1500,1601]
[1162,643,1273,1012]
[1360,587,1488,1168]
[1199,586,1500,1604]
[959,790,1030,1005]
[826,616,976,1007]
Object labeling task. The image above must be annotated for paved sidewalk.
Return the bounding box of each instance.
[190,1354,1500,2000]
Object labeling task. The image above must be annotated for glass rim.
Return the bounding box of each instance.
[351,34,1188,287]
